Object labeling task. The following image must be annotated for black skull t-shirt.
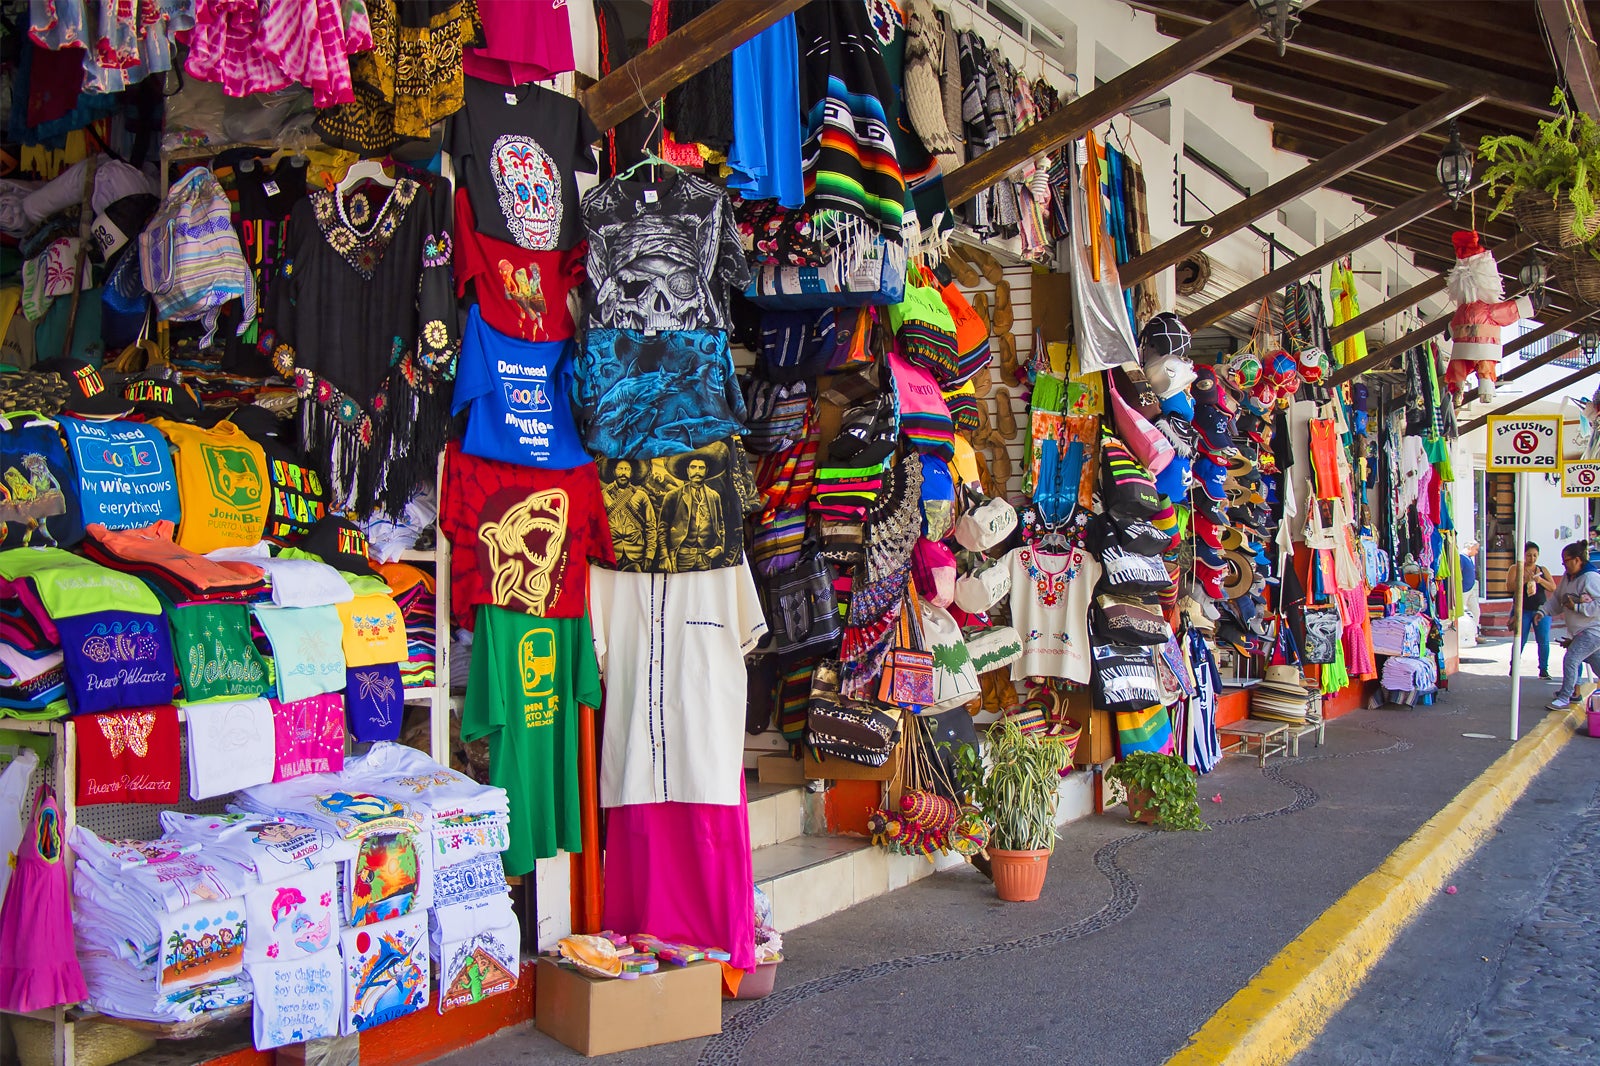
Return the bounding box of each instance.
[581,172,751,331]
[445,78,600,252]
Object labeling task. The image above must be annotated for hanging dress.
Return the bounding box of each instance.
[0,786,87,1011]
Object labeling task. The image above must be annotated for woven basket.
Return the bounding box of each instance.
[1557,255,1600,307]
[1514,189,1600,253]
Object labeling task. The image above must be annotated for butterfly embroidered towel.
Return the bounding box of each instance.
[185,698,275,800]
[75,706,182,805]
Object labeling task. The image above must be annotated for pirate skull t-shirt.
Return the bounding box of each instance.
[580,172,751,332]
[445,77,599,252]
[440,444,615,629]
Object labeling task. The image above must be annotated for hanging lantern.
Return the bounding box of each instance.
[1247,0,1304,56]
[1519,255,1548,310]
[1436,120,1473,205]
[1582,331,1600,361]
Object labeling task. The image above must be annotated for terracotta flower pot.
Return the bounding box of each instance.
[1126,786,1160,825]
[989,847,1051,901]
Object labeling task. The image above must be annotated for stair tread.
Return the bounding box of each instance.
[751,835,868,883]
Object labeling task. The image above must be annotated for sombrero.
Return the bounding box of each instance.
[1222,547,1255,600]
[667,445,728,482]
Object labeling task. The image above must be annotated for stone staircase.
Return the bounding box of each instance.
[747,779,938,933]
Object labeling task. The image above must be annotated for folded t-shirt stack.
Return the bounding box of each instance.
[377,562,438,690]
[82,521,269,603]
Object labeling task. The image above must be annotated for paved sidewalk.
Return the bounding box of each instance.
[430,639,1590,1066]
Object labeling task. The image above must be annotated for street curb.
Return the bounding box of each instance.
[1165,706,1583,1066]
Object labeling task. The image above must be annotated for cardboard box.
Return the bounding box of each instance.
[534,958,722,1057]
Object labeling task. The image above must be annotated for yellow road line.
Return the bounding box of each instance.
[1166,707,1583,1066]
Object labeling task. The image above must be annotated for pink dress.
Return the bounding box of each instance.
[0,787,87,1011]
[601,776,756,971]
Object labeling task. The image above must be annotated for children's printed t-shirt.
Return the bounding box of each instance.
[341,831,430,927]
[244,864,338,963]
[158,811,357,876]
[340,912,428,1034]
[71,825,257,911]
[59,417,181,530]
[0,417,81,548]
[454,190,584,342]
[440,445,615,628]
[56,610,178,714]
[461,607,599,875]
[157,896,247,991]
[336,593,407,666]
[74,706,182,805]
[168,600,270,701]
[590,563,768,808]
[453,307,589,469]
[345,662,404,743]
[431,896,520,1013]
[150,418,270,552]
[271,694,346,781]
[247,946,342,1051]
[255,605,347,702]
[444,77,599,252]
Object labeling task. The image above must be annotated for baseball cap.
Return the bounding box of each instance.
[31,358,133,418]
[122,373,205,422]
[1193,509,1224,550]
[1193,404,1239,458]
[830,402,897,467]
[297,516,377,577]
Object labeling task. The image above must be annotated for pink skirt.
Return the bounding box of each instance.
[601,780,756,971]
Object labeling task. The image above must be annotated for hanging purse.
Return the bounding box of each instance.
[878,588,937,713]
[763,542,843,660]
[953,483,1018,552]
[808,659,900,766]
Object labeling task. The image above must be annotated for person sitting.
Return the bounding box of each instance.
[1541,541,1600,710]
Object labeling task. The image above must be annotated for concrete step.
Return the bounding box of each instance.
[751,835,937,933]
[746,778,809,850]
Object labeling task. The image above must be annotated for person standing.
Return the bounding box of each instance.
[1513,541,1556,679]
[1542,541,1600,710]
[659,458,725,571]
[601,460,658,571]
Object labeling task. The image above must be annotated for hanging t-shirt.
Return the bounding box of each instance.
[460,607,597,875]
[244,864,338,963]
[462,0,574,84]
[581,172,751,332]
[150,419,270,552]
[440,445,614,627]
[271,693,346,781]
[1005,545,1099,685]
[168,600,270,702]
[596,439,747,573]
[229,417,329,544]
[577,329,747,458]
[59,417,181,530]
[590,563,768,807]
[0,416,81,548]
[56,610,179,715]
[220,160,309,376]
[453,307,589,469]
[445,77,599,251]
[336,593,408,667]
[254,605,347,702]
[454,184,585,342]
[247,946,342,1051]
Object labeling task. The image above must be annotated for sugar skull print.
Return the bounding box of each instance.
[491,135,563,250]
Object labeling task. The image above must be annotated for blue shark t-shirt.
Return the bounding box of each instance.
[452,306,588,469]
[59,417,181,531]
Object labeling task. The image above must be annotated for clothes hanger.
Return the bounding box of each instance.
[337,157,396,196]
[613,104,682,184]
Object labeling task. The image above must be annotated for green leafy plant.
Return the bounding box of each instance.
[953,719,1072,851]
[1105,751,1207,832]
[1481,89,1600,241]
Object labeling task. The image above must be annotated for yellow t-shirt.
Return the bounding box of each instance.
[337,592,408,667]
[150,419,270,553]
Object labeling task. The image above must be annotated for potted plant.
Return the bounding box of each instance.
[1481,89,1600,251]
[1105,751,1207,832]
[953,718,1073,902]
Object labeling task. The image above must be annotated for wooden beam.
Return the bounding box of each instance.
[1123,91,1481,286]
[942,0,1312,207]
[1185,184,1474,330]
[1540,0,1600,121]
[1326,234,1538,344]
[580,0,809,134]
[1312,0,1550,68]
[1328,313,1454,386]
[1240,92,1495,151]
[1499,335,1590,385]
[1460,360,1600,433]
[1135,0,1553,114]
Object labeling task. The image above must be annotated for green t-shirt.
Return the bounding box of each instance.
[167,600,271,702]
[460,606,600,876]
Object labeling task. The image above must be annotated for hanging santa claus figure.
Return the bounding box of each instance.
[1445,230,1534,403]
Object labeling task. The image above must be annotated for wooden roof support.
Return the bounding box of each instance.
[1539,0,1600,120]
[1123,90,1481,287]
[1460,360,1600,433]
[1326,234,1537,345]
[1186,182,1478,330]
[580,0,809,134]
[942,0,1318,207]
[1129,0,1552,115]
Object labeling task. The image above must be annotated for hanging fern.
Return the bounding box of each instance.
[1481,89,1600,241]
